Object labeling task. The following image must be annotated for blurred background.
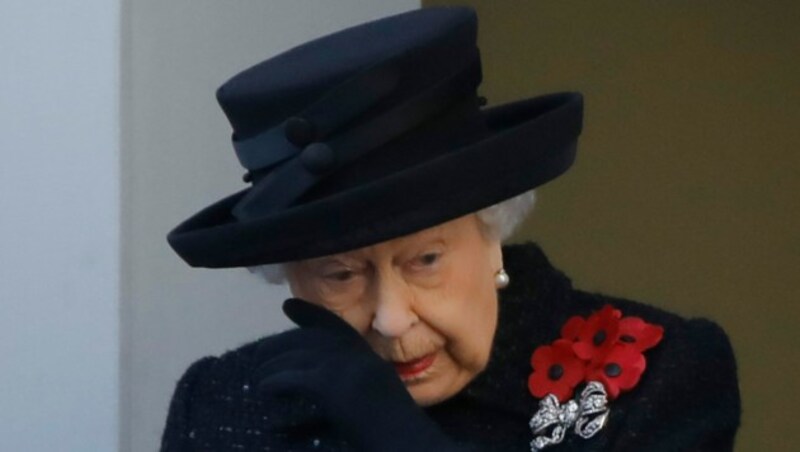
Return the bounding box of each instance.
[1,0,796,450]
[424,1,799,450]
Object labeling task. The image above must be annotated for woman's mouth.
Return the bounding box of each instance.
[393,352,437,381]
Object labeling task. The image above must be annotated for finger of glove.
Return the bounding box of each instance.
[283,298,360,338]
[255,326,346,359]
[254,348,336,395]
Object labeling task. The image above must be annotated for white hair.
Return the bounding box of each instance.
[475,189,537,241]
[248,189,537,285]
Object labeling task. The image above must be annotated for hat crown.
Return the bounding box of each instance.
[217,7,487,220]
[216,7,480,140]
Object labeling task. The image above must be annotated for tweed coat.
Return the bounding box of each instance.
[160,242,741,451]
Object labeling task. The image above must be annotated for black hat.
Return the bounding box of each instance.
[168,7,583,268]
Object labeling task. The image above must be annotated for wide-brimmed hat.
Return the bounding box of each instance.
[168,6,583,268]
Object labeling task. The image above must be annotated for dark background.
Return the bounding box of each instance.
[425,1,800,450]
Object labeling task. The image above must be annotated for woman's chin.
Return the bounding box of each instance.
[407,382,451,406]
[403,364,472,407]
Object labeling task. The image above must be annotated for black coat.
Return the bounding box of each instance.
[160,242,740,451]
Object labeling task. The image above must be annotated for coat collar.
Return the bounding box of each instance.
[455,242,578,417]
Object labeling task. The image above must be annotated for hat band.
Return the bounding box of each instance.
[232,47,480,174]
[231,49,482,220]
[232,61,402,172]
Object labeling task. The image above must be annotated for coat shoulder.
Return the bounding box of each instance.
[571,287,738,372]
[161,334,293,451]
[568,293,741,450]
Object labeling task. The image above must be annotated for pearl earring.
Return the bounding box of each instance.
[495,268,510,289]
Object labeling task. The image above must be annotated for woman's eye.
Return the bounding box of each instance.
[415,252,441,267]
[325,270,354,282]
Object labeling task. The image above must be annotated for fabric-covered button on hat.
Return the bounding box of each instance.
[300,143,336,175]
[284,117,316,148]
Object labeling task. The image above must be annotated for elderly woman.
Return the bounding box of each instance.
[161,7,740,452]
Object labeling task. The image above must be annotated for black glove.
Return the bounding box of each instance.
[254,298,470,452]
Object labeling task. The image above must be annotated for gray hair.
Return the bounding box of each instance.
[249,189,536,284]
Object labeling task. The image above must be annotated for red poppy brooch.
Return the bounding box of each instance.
[527,304,664,451]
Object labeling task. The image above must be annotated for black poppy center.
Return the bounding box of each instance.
[604,363,622,378]
[620,334,636,343]
[548,364,564,381]
[593,330,607,346]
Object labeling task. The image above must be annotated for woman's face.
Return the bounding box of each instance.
[285,214,503,406]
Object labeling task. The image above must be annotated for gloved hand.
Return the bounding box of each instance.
[254,298,470,452]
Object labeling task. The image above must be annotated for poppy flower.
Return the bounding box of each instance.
[560,315,585,341]
[528,339,586,402]
[618,316,664,352]
[572,305,621,362]
[585,343,646,400]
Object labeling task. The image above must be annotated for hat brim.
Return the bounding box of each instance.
[168,92,583,267]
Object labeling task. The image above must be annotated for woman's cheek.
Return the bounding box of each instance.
[307,294,371,332]
[443,291,498,372]
[343,305,376,334]
[405,267,445,290]
[320,285,374,330]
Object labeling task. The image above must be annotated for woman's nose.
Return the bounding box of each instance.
[370,274,419,338]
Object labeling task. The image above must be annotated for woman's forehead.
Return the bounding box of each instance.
[306,215,477,264]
